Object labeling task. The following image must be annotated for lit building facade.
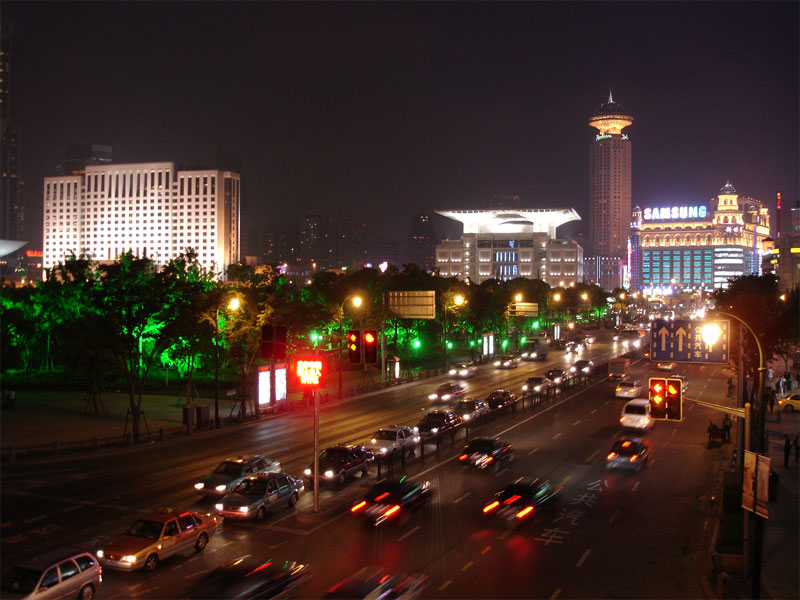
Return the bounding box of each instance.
[43,162,240,275]
[435,208,583,285]
[632,183,771,293]
[588,94,633,258]
[408,213,436,270]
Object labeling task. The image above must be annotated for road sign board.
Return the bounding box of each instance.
[649,318,729,364]
[509,302,539,317]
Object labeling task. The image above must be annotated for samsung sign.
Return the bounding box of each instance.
[643,206,708,221]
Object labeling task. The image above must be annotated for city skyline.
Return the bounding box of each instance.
[2,2,798,262]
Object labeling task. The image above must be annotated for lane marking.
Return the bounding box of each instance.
[23,516,46,524]
[559,474,572,487]
[495,467,509,477]
[62,505,82,513]
[553,432,563,440]
[528,448,539,456]
[481,545,492,555]
[632,481,640,492]
[438,579,452,591]
[461,561,474,572]
[585,449,600,463]
[590,409,598,414]
[609,509,620,524]
[398,526,420,541]
[269,540,288,549]
[576,549,591,567]
[498,529,510,540]
[550,589,562,600]
[454,492,471,504]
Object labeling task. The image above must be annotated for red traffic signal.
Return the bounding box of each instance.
[665,378,683,421]
[346,329,361,364]
[363,329,378,364]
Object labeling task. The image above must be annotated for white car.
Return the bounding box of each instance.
[449,363,477,379]
[522,376,553,393]
[615,380,643,399]
[620,399,654,431]
[363,426,420,456]
[657,362,676,371]
[453,398,490,421]
[494,355,520,369]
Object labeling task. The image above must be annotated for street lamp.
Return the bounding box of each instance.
[214,296,240,429]
[508,293,523,351]
[338,294,363,398]
[443,294,464,367]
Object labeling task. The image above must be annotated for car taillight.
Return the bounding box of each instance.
[607,452,617,460]
[384,505,401,517]
[374,492,389,501]
[619,417,624,423]
[483,501,500,513]
[459,454,468,461]
[630,454,638,462]
[484,456,493,463]
[516,506,534,519]
[503,495,521,505]
[351,501,367,512]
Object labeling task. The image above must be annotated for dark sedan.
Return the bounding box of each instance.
[188,556,310,599]
[303,444,372,487]
[414,410,461,437]
[485,389,516,409]
[325,566,429,599]
[350,478,433,526]
[545,368,566,384]
[606,437,649,471]
[458,437,514,470]
[482,477,562,526]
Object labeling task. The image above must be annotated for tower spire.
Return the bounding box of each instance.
[608,90,613,103]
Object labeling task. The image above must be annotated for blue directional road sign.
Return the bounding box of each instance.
[650,319,730,364]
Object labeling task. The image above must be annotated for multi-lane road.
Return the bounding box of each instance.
[1,333,734,598]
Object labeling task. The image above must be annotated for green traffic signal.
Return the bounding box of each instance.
[502,339,508,348]
[446,341,453,349]
[532,320,540,330]
[469,340,475,347]
[520,336,527,344]
[310,332,319,342]
[412,339,421,349]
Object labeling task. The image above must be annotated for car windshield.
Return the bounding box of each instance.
[374,430,396,441]
[1,567,41,594]
[438,384,455,392]
[422,413,447,423]
[499,484,535,502]
[457,401,476,410]
[320,448,349,461]
[528,378,545,384]
[624,405,647,416]
[466,440,496,453]
[233,479,268,496]
[213,461,243,476]
[612,440,641,455]
[366,481,410,502]
[619,382,636,388]
[126,519,164,540]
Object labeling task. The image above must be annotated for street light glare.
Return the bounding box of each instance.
[454,294,465,305]
[553,293,561,302]
[228,297,240,311]
[514,293,523,302]
[701,323,721,347]
[352,296,363,308]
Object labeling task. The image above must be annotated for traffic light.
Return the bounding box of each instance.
[363,329,378,364]
[346,330,361,364]
[648,377,667,420]
[665,377,683,421]
[274,326,287,360]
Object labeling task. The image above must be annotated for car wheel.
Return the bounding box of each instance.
[255,507,266,521]
[195,533,209,551]
[78,584,95,600]
[336,471,346,485]
[288,492,298,507]
[144,554,159,571]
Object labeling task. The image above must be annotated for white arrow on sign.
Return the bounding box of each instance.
[658,327,669,351]
[676,327,687,352]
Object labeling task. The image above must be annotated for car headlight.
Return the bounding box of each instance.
[239,506,249,513]
[96,550,104,558]
[449,369,457,375]
[431,428,439,434]
[459,370,468,376]
[534,385,542,392]
[462,414,470,420]
[122,555,137,564]
[522,385,528,391]
[413,426,419,432]
[428,393,438,400]
[442,394,451,400]
[194,482,205,490]
[521,353,529,358]
[215,503,223,511]
[215,484,227,492]
[324,470,334,479]
[503,362,510,366]
[304,468,312,476]
[380,447,388,454]
[494,361,501,366]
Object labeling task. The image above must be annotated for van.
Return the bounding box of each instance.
[620,399,654,431]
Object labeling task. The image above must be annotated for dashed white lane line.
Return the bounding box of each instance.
[632,481,640,492]
[528,448,539,455]
[573,420,581,426]
[609,509,620,524]
[550,588,562,599]
[553,432,563,440]
[590,409,598,414]
[495,467,509,477]
[269,540,288,549]
[398,525,420,541]
[23,516,46,524]
[576,549,591,567]
[454,492,471,504]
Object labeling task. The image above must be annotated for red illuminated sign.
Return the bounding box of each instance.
[296,358,324,387]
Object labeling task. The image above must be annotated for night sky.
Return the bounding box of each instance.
[4,2,798,260]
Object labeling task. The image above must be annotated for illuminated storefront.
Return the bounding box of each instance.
[631,183,770,293]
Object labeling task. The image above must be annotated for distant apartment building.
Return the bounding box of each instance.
[435,208,583,285]
[56,143,115,176]
[43,162,240,275]
[408,213,436,270]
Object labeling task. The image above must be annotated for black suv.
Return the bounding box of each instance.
[545,368,566,384]
[415,410,462,437]
[485,389,517,409]
[304,444,373,487]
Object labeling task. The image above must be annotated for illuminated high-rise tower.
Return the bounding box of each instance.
[588,93,633,257]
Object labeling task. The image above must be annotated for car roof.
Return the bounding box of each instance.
[16,548,95,569]
[136,508,199,523]
[625,399,650,407]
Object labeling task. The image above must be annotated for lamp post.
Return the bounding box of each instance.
[214,297,240,429]
[443,294,464,367]
[702,312,765,597]
[508,293,522,352]
[338,295,363,399]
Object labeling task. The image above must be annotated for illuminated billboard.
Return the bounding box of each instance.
[643,206,708,221]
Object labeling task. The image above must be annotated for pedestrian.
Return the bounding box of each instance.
[769,389,776,414]
[768,366,774,381]
[784,434,792,468]
[722,414,732,443]
[795,433,800,463]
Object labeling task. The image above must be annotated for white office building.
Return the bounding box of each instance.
[435,208,584,285]
[43,162,240,275]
